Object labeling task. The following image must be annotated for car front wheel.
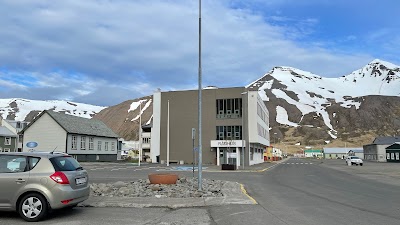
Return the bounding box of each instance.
[18,193,48,222]
[360,163,363,166]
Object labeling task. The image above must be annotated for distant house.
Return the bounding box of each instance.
[20,110,119,162]
[386,143,400,163]
[304,149,323,158]
[323,148,363,159]
[363,136,400,162]
[1,119,29,151]
[0,126,18,152]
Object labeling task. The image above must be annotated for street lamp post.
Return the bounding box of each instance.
[138,101,142,166]
[197,0,203,191]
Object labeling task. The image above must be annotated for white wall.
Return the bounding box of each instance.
[66,134,118,155]
[247,91,270,146]
[23,113,67,152]
[150,92,161,163]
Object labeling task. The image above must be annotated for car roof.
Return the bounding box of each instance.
[0,151,69,158]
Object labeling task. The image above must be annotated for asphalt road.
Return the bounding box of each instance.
[2,158,400,225]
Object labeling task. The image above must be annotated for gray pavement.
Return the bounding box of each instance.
[4,158,400,224]
[318,158,400,186]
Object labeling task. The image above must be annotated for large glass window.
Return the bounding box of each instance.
[98,141,102,151]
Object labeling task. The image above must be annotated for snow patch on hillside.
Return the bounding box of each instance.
[0,98,105,121]
[276,106,299,127]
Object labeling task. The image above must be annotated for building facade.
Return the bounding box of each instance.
[20,110,119,162]
[0,127,18,152]
[150,87,270,169]
[323,148,363,159]
[363,136,400,162]
[304,149,323,158]
[386,143,400,163]
[0,119,28,152]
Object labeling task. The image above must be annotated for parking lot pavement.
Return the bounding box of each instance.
[318,159,400,186]
[80,160,283,173]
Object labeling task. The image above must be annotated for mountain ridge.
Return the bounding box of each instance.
[1,60,399,150]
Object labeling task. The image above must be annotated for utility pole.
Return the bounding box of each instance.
[167,100,170,167]
[138,101,142,166]
[197,0,203,191]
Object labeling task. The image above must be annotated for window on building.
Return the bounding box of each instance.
[216,126,242,140]
[71,135,77,150]
[111,142,115,151]
[105,142,109,151]
[81,136,86,150]
[216,98,242,119]
[89,137,94,150]
[98,141,102,151]
[4,137,11,145]
[18,135,23,143]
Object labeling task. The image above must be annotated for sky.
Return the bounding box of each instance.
[0,0,399,106]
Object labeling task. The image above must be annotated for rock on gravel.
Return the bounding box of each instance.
[91,177,225,198]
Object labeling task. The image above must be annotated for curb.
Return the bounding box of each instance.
[240,184,257,204]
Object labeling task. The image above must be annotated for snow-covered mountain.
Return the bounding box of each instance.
[1,59,399,147]
[0,98,106,121]
[248,59,400,145]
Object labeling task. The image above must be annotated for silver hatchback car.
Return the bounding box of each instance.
[0,151,89,222]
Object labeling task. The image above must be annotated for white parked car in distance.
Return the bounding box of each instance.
[346,156,363,166]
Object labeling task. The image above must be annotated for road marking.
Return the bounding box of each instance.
[240,184,257,204]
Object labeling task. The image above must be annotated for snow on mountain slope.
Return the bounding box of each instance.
[248,59,400,138]
[0,98,106,121]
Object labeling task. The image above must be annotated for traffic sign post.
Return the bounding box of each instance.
[192,128,196,178]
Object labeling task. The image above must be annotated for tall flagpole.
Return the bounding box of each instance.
[167,100,170,167]
[138,101,142,166]
[198,0,203,191]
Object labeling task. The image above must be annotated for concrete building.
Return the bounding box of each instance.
[323,147,363,159]
[150,87,270,169]
[20,110,119,162]
[304,149,323,158]
[363,136,400,162]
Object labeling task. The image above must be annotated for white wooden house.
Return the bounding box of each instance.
[20,110,119,162]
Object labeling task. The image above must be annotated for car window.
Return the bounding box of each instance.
[0,155,27,173]
[50,156,81,171]
[29,157,40,170]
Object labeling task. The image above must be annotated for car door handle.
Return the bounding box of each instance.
[15,179,26,183]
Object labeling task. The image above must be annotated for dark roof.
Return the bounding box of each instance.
[386,143,400,150]
[372,136,400,145]
[21,110,119,138]
[0,126,18,137]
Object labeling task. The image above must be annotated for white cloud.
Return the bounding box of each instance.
[0,0,381,105]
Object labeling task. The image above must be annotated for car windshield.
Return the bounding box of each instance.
[351,156,359,159]
[50,156,82,171]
